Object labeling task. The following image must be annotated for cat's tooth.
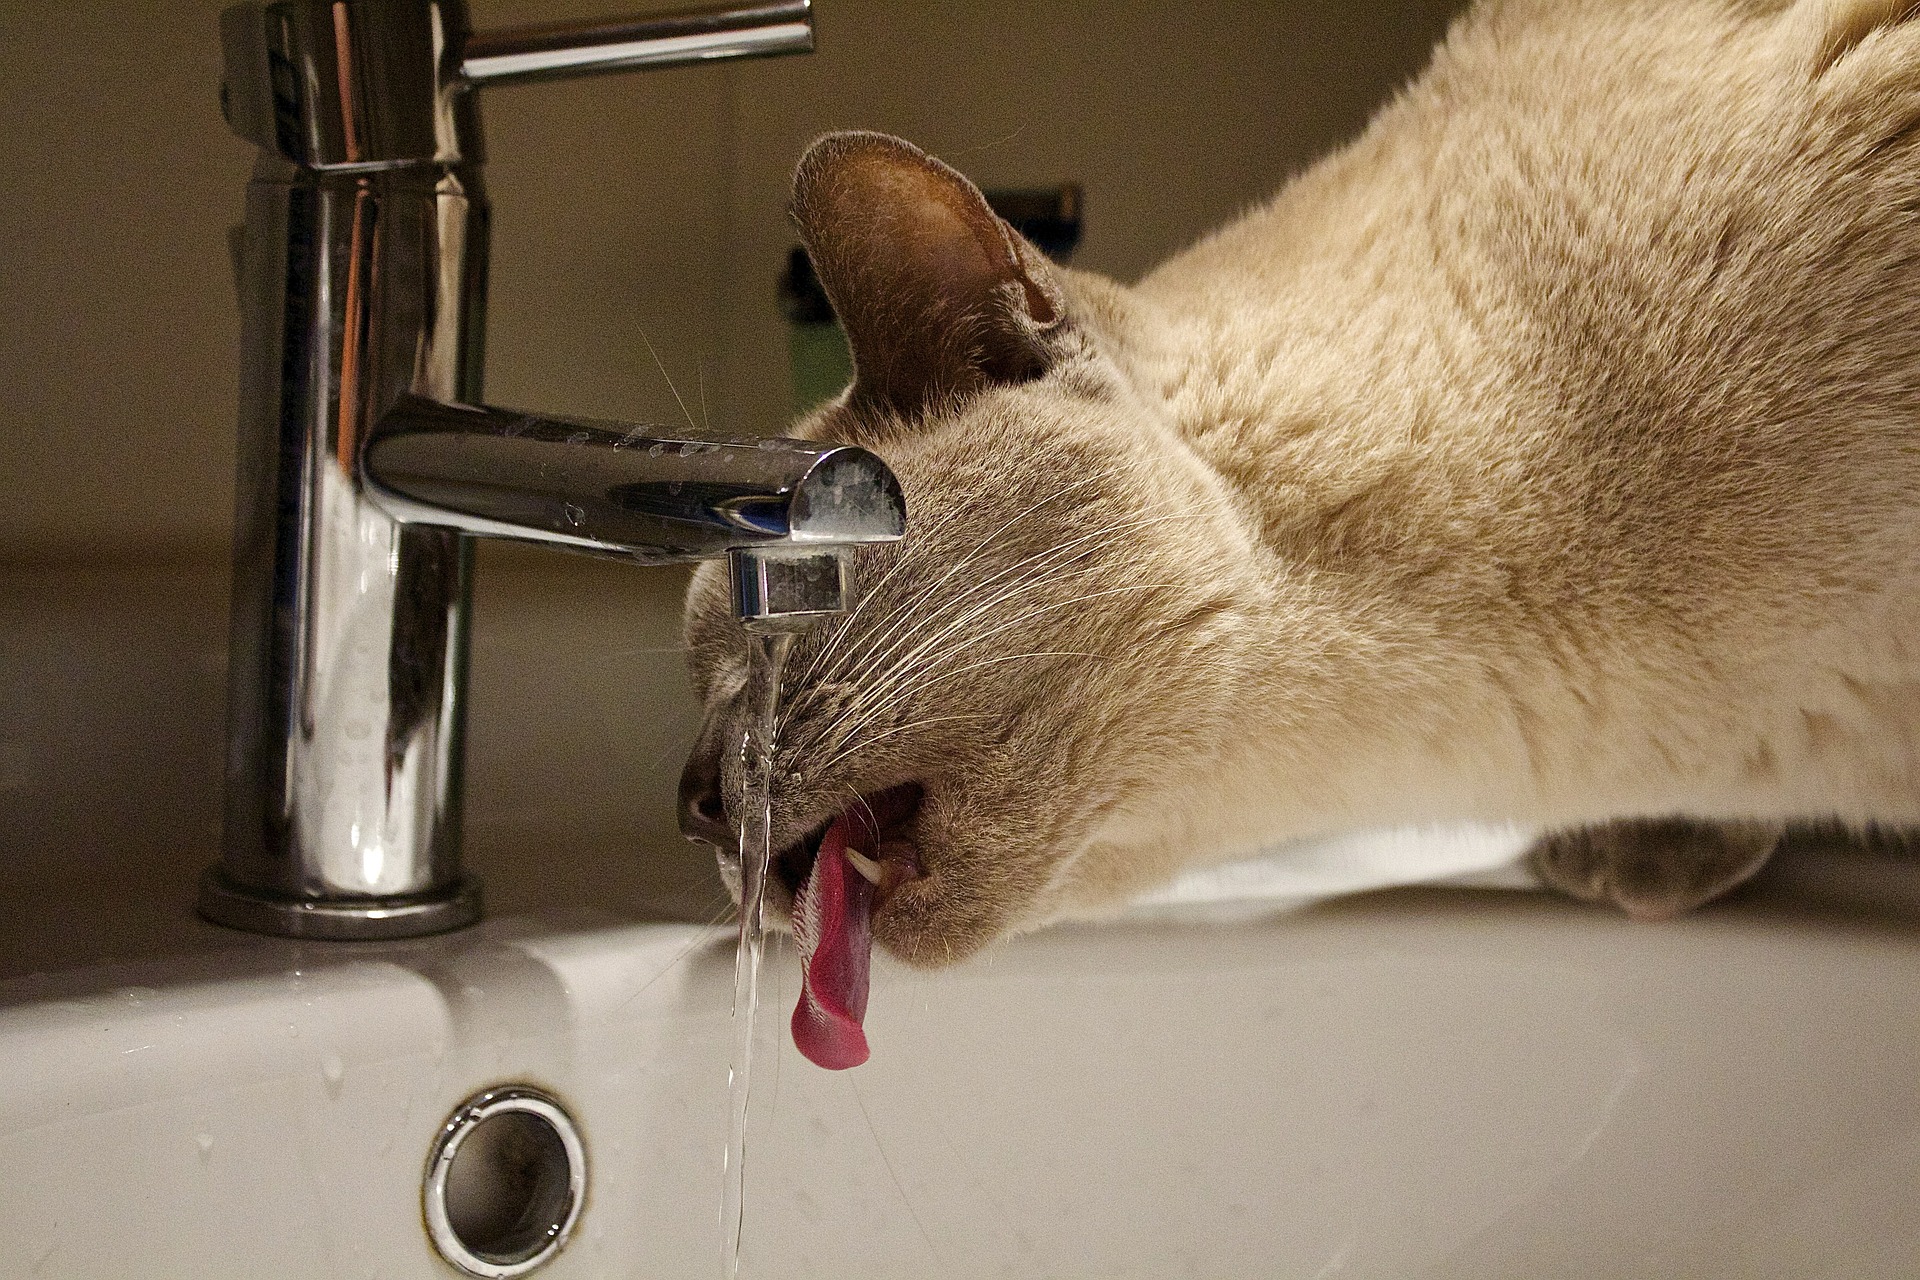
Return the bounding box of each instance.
[844,847,885,886]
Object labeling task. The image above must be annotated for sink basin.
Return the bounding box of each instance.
[6,563,1919,1277]
[5,867,1920,1278]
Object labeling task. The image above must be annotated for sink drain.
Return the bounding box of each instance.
[424,1086,586,1277]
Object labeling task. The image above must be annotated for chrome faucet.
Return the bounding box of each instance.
[202,0,904,940]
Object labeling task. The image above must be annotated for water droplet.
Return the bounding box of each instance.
[563,503,585,527]
[321,1052,345,1097]
[679,441,699,457]
[566,430,589,447]
[195,1133,215,1163]
[647,442,665,456]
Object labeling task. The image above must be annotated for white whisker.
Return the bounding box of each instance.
[816,572,1185,741]
[803,506,1190,725]
[616,896,737,1010]
[816,638,1121,762]
[797,563,1108,749]
[805,515,1194,738]
[811,712,999,776]
[781,494,984,722]
[639,325,700,435]
[798,470,1125,704]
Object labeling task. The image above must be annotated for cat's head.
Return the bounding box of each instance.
[680,132,1255,967]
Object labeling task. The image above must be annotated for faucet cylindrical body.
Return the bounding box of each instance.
[208,0,491,936]
[209,69,490,935]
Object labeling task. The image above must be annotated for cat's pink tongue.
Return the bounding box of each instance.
[791,814,875,1070]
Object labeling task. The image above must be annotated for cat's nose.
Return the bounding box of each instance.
[678,728,733,849]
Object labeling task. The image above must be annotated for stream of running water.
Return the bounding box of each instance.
[721,628,793,1279]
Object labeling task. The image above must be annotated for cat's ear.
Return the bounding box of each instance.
[790,131,1067,422]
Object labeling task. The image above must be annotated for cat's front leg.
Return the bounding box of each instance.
[1526,819,1785,920]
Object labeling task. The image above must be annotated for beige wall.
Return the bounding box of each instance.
[0,0,1464,562]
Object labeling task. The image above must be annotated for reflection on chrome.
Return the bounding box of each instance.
[202,0,902,941]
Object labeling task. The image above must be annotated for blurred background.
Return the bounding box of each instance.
[0,0,1464,966]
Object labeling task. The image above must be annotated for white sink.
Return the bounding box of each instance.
[7,564,1919,1277]
[5,860,1920,1279]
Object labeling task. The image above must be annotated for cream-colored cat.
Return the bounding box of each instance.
[681,0,1920,971]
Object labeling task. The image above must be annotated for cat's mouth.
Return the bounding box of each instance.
[772,780,924,1071]
[773,781,926,907]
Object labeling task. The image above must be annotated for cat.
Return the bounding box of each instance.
[680,0,1920,975]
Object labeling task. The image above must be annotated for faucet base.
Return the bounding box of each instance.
[196,868,484,941]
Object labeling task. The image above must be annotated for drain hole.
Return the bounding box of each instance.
[426,1087,585,1278]
[447,1111,572,1262]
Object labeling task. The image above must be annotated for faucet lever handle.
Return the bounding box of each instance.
[218,0,813,169]
[461,0,813,88]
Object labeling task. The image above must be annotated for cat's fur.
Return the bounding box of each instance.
[681,0,1920,965]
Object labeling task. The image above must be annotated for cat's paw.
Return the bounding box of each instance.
[1526,818,1784,920]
